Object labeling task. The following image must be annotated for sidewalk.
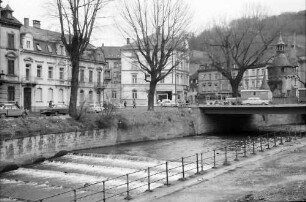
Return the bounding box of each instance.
[132,138,306,202]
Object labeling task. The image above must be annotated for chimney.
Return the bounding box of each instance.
[33,20,41,29]
[24,18,29,27]
[127,38,130,45]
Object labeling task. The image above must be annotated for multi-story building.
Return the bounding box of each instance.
[242,67,268,90]
[197,64,232,100]
[121,39,189,106]
[0,2,106,111]
[19,19,105,111]
[0,3,22,104]
[101,46,122,106]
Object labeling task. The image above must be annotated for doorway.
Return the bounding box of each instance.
[24,88,32,111]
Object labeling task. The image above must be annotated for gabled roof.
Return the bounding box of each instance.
[102,46,121,59]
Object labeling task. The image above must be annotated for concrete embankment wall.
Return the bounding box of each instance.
[0,108,304,172]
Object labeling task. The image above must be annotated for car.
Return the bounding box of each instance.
[0,103,27,118]
[160,99,178,107]
[87,104,104,113]
[241,97,270,105]
[40,104,69,116]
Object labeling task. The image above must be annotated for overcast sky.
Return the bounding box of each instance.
[2,0,305,46]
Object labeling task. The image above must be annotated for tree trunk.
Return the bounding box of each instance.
[147,80,157,111]
[230,81,240,98]
[69,56,80,118]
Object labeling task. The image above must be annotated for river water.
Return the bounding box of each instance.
[0,133,264,202]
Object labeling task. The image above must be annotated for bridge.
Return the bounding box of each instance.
[198,104,306,115]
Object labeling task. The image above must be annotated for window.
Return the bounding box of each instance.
[37,65,42,78]
[132,74,137,84]
[36,88,42,102]
[89,91,93,102]
[112,91,117,99]
[79,90,84,102]
[132,89,137,99]
[48,88,53,101]
[60,45,64,55]
[26,41,31,49]
[8,33,14,49]
[48,67,53,79]
[80,69,85,82]
[47,45,52,53]
[59,68,64,80]
[36,43,42,51]
[59,89,64,103]
[97,71,101,84]
[8,86,15,101]
[215,73,219,80]
[132,61,138,70]
[7,59,14,75]
[89,70,93,83]
[261,69,265,75]
[114,62,120,69]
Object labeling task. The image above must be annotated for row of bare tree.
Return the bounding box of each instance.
[55,0,295,116]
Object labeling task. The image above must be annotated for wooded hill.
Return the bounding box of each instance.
[189,10,306,57]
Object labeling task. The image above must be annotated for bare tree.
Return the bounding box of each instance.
[56,0,109,117]
[202,9,280,97]
[120,0,190,110]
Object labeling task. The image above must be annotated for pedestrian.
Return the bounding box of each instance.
[49,100,53,108]
[15,101,20,108]
[133,99,136,108]
[124,100,127,108]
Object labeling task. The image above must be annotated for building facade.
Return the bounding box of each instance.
[0,3,106,111]
[121,43,189,106]
[101,46,122,106]
[0,3,22,104]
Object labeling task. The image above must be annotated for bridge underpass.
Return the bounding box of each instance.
[195,104,306,134]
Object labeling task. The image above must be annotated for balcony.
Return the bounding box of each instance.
[21,76,37,87]
[55,80,71,87]
[0,73,20,85]
[94,82,106,90]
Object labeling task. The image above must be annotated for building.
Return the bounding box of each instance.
[120,39,189,106]
[101,46,122,106]
[197,64,232,101]
[267,34,298,98]
[242,67,268,90]
[19,19,105,111]
[0,2,106,111]
[0,3,22,104]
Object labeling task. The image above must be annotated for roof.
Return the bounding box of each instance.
[0,4,22,27]
[271,53,293,67]
[102,46,121,59]
[21,26,62,42]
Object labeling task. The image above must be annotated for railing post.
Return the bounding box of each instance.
[196,153,200,174]
[260,137,263,152]
[252,139,256,155]
[147,167,152,192]
[280,132,284,145]
[124,174,132,200]
[223,147,229,165]
[200,153,204,172]
[243,140,247,157]
[73,189,77,202]
[103,181,106,202]
[180,157,186,180]
[266,135,270,149]
[273,134,277,147]
[165,161,170,186]
[234,146,239,161]
[213,150,216,168]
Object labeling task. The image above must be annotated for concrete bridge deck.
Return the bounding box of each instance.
[197,104,306,114]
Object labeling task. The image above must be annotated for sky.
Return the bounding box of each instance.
[2,0,305,46]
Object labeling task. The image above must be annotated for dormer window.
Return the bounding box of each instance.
[47,45,52,53]
[36,43,42,51]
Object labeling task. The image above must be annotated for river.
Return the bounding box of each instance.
[0,133,262,202]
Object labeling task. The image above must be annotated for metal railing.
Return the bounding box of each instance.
[32,126,305,202]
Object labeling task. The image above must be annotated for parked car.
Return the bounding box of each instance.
[0,103,27,118]
[160,99,178,107]
[87,104,104,113]
[241,97,270,105]
[40,104,69,116]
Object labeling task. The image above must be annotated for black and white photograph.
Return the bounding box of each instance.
[0,0,305,201]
